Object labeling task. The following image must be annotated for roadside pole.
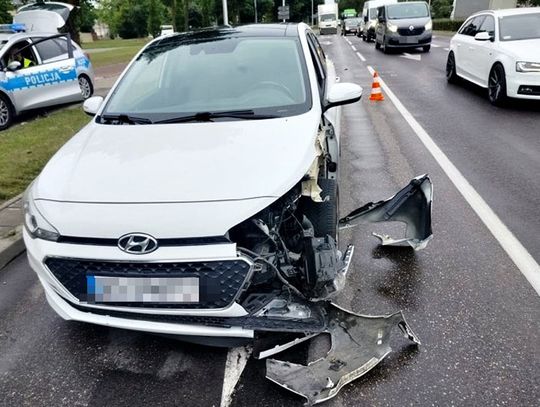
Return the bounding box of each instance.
[222,0,228,24]
[254,0,258,23]
[282,0,285,22]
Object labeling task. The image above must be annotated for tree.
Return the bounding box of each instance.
[431,0,453,19]
[0,0,12,24]
[517,0,540,6]
[148,0,163,37]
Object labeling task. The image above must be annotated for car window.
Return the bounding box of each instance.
[33,37,70,63]
[308,33,327,77]
[387,3,429,19]
[478,15,495,37]
[2,40,37,70]
[459,16,485,36]
[103,36,312,121]
[499,13,540,41]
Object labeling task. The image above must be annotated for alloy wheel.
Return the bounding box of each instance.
[0,98,10,126]
[79,76,92,99]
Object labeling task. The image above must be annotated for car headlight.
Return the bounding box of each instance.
[516,61,540,73]
[387,22,398,33]
[23,184,60,241]
[425,21,432,30]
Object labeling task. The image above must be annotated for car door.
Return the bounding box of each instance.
[453,16,484,80]
[2,35,80,112]
[461,16,486,81]
[470,15,496,86]
[31,35,81,105]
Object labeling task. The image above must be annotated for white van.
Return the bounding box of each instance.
[359,0,398,41]
[159,25,174,36]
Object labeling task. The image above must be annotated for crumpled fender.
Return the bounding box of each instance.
[339,175,433,250]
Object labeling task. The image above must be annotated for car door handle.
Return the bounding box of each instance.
[59,65,72,71]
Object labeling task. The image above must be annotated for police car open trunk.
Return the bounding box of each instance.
[13,1,75,33]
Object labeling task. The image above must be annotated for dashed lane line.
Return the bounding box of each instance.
[366,64,540,296]
[351,45,357,51]
[356,51,366,62]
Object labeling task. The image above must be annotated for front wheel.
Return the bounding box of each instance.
[423,45,431,52]
[301,179,338,239]
[375,39,381,50]
[488,64,508,106]
[0,93,14,131]
[446,52,458,84]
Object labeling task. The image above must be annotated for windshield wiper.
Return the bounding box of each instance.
[99,114,153,125]
[155,110,278,124]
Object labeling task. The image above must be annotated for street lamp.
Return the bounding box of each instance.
[222,0,228,25]
[254,0,258,23]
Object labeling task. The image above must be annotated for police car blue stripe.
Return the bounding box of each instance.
[0,68,77,92]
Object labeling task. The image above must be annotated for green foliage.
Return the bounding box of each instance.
[432,18,465,32]
[80,0,98,32]
[430,0,452,19]
[0,0,12,24]
[148,0,165,37]
[517,0,540,6]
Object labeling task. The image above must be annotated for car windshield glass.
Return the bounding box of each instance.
[499,13,540,41]
[320,14,335,22]
[345,18,360,26]
[102,36,311,122]
[387,3,429,19]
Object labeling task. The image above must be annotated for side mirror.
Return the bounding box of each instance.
[6,61,21,71]
[378,16,385,23]
[83,96,104,116]
[474,32,493,41]
[324,83,363,112]
[364,16,368,23]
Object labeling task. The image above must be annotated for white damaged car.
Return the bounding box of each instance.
[23,24,433,404]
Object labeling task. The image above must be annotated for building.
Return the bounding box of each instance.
[451,0,518,20]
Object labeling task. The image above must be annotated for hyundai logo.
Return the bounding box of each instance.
[118,233,158,254]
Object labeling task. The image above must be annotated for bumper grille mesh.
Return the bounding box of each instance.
[45,258,251,309]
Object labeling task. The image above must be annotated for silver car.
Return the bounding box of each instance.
[0,27,94,130]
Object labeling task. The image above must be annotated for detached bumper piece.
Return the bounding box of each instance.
[339,175,433,250]
[263,303,420,405]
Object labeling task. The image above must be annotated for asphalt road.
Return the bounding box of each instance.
[1,33,539,407]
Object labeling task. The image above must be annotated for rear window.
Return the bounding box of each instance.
[33,37,69,62]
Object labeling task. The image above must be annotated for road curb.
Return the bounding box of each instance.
[0,226,24,271]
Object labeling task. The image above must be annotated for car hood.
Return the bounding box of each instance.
[35,112,320,204]
[498,39,540,60]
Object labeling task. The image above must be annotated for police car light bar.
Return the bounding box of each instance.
[0,24,27,33]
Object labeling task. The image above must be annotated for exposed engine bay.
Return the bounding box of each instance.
[225,174,433,404]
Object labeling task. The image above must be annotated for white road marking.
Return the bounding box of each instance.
[366,65,540,296]
[356,51,366,62]
[351,45,357,51]
[400,52,422,61]
[220,346,253,407]
[345,38,352,45]
[431,43,441,48]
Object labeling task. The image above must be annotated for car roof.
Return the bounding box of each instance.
[155,23,300,44]
[0,31,69,42]
[472,7,540,18]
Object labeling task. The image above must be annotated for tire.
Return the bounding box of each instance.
[78,75,94,100]
[0,93,14,131]
[362,34,366,41]
[446,52,458,84]
[423,45,431,52]
[488,64,508,106]
[375,40,381,50]
[302,179,338,239]
[382,38,390,54]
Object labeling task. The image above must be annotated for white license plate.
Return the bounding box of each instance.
[87,276,199,303]
[403,37,418,44]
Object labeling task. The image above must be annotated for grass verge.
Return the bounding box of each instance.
[87,46,144,68]
[0,107,89,202]
[81,38,149,49]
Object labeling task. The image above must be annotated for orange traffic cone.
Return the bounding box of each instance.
[369,71,384,102]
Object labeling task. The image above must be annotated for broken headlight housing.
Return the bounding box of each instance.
[23,183,60,241]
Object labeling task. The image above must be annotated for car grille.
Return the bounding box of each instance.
[45,257,252,309]
[398,27,425,36]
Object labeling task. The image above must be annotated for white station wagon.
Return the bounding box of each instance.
[447,8,540,105]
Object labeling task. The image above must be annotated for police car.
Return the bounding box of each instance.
[0,21,94,130]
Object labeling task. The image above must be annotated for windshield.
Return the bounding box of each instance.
[499,13,540,41]
[345,18,360,26]
[103,36,311,122]
[387,3,429,19]
[320,14,336,22]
